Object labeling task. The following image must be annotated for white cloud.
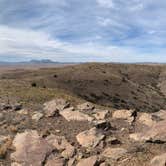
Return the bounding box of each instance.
[0,25,147,62]
[97,0,114,8]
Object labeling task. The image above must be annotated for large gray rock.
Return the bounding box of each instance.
[60,109,94,122]
[46,134,75,159]
[76,127,105,148]
[112,109,135,124]
[150,153,166,166]
[130,120,166,143]
[102,147,128,160]
[44,99,70,117]
[11,130,53,166]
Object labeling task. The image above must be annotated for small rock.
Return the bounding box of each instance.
[77,102,95,111]
[17,109,28,115]
[76,127,105,148]
[93,109,109,120]
[76,156,98,166]
[13,103,22,111]
[112,109,135,124]
[94,120,111,130]
[68,157,76,166]
[46,134,75,159]
[0,136,12,159]
[138,113,156,127]
[32,112,44,121]
[0,113,3,120]
[106,136,120,145]
[150,153,166,166]
[102,147,128,160]
[11,130,53,166]
[11,162,22,166]
[152,110,166,121]
[60,109,94,122]
[45,154,65,166]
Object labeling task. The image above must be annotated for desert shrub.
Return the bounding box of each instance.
[31,82,37,87]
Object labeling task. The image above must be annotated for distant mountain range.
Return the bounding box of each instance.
[0,59,77,65]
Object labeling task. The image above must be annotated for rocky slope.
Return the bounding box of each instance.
[0,98,166,166]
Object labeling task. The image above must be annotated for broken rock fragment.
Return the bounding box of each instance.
[76,127,105,148]
[44,99,70,117]
[93,109,109,120]
[130,120,166,143]
[45,154,65,166]
[11,130,53,166]
[76,155,98,166]
[102,147,128,160]
[150,153,166,166]
[60,109,93,122]
[112,109,135,124]
[46,134,75,159]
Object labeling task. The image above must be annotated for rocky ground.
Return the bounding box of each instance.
[0,98,165,166]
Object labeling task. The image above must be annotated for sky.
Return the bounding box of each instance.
[0,0,166,62]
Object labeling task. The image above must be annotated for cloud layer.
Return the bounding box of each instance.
[0,0,166,62]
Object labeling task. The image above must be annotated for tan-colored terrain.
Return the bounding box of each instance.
[0,63,165,166]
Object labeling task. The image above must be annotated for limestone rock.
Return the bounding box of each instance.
[150,153,166,166]
[46,134,75,159]
[76,127,105,148]
[93,109,109,120]
[60,109,93,122]
[45,154,65,166]
[17,109,28,115]
[102,147,128,160]
[76,155,98,166]
[11,130,53,166]
[138,113,156,127]
[130,120,166,143]
[112,109,135,123]
[44,99,70,117]
[32,112,44,121]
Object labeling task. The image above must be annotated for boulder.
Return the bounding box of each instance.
[150,153,166,166]
[76,127,105,148]
[60,109,93,122]
[112,109,135,123]
[76,156,98,166]
[11,130,53,166]
[102,147,128,160]
[44,99,70,117]
[130,120,166,143]
[46,134,75,159]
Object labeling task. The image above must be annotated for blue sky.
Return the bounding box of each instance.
[0,0,166,62]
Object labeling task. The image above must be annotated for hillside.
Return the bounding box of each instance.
[2,63,165,112]
[0,63,166,165]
